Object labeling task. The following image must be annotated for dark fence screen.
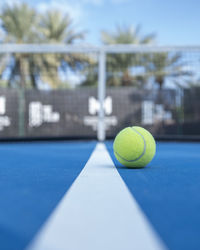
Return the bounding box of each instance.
[0,87,199,139]
[183,87,200,135]
[0,89,19,138]
[106,88,179,137]
[24,89,97,138]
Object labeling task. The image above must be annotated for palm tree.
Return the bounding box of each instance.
[0,4,89,88]
[39,10,84,44]
[0,3,39,87]
[146,52,192,89]
[0,3,39,43]
[38,10,94,88]
[101,25,155,87]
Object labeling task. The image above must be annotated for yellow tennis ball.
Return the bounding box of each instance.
[113,126,156,168]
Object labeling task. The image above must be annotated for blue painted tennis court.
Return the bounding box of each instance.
[0,141,199,250]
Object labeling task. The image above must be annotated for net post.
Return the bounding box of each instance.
[97,48,106,141]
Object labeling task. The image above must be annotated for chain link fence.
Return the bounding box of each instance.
[0,44,200,140]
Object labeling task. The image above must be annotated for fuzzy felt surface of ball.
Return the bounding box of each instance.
[113,126,156,168]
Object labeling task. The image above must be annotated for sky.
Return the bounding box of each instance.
[1,0,200,45]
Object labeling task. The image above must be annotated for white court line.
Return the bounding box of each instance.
[27,143,166,250]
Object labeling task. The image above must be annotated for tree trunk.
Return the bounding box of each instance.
[122,70,131,86]
[156,75,164,90]
[19,57,26,88]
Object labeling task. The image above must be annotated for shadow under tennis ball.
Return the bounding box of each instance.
[102,164,146,170]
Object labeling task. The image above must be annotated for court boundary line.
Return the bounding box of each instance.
[27,143,167,250]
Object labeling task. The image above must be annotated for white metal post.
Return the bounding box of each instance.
[97,49,106,141]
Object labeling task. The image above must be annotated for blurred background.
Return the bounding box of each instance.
[0,0,200,140]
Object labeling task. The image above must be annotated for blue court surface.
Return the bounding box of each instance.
[0,141,200,250]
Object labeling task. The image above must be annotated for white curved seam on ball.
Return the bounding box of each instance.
[114,127,146,163]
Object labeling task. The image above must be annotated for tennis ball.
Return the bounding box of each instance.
[113,126,156,168]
